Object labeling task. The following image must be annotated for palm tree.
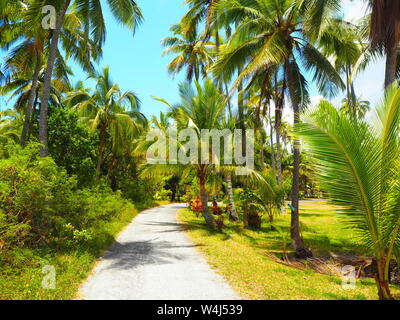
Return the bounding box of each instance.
[25,0,143,157]
[162,23,212,82]
[296,85,400,300]
[1,65,69,117]
[0,110,20,143]
[368,1,400,87]
[66,66,144,177]
[1,1,102,147]
[151,79,227,226]
[319,19,366,113]
[212,0,344,257]
[340,96,371,118]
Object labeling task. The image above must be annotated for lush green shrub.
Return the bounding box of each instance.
[46,107,98,186]
[0,144,136,254]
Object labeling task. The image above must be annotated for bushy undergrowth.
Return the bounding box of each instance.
[0,143,149,299]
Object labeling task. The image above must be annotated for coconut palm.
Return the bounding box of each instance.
[66,66,144,177]
[162,23,213,82]
[340,96,371,118]
[147,79,227,226]
[295,85,400,300]
[0,63,70,149]
[212,0,344,257]
[319,19,366,113]
[22,0,143,157]
[1,1,102,147]
[142,79,263,226]
[368,1,400,87]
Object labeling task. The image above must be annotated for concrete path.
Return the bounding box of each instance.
[79,203,239,300]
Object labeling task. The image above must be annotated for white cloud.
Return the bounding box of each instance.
[343,0,369,22]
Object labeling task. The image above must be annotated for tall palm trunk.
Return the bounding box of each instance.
[385,43,398,88]
[237,68,246,156]
[275,126,282,185]
[274,104,282,185]
[39,0,71,157]
[274,73,284,185]
[260,129,265,169]
[289,95,307,256]
[21,55,41,147]
[285,62,311,258]
[268,106,275,171]
[225,173,238,221]
[199,171,215,227]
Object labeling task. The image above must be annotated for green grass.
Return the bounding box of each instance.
[178,201,400,300]
[0,200,169,300]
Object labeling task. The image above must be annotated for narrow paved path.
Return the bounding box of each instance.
[79,204,239,300]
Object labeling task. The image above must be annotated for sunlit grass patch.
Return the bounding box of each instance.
[178,202,400,300]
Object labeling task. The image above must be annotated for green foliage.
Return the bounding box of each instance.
[0,143,136,253]
[239,170,285,224]
[295,86,400,299]
[47,107,98,186]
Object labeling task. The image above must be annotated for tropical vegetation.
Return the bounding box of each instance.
[0,0,399,300]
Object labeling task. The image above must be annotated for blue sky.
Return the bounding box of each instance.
[70,0,188,118]
[1,0,386,118]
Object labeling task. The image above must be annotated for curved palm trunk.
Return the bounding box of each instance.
[225,173,238,221]
[199,172,215,227]
[21,55,41,147]
[39,0,71,157]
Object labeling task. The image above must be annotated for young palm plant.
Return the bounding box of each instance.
[295,85,400,300]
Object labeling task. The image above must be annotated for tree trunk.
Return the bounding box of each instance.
[375,254,393,300]
[225,173,238,221]
[39,0,70,157]
[286,62,311,258]
[349,66,357,108]
[199,173,215,227]
[237,68,246,157]
[274,72,284,185]
[385,43,398,88]
[290,99,309,257]
[96,126,106,178]
[268,106,275,171]
[21,55,41,147]
[275,108,282,185]
[275,127,282,185]
[260,131,265,169]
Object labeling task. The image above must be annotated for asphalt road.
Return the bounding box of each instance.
[79,203,239,300]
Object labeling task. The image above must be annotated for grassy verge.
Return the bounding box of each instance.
[0,200,168,300]
[178,201,400,300]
